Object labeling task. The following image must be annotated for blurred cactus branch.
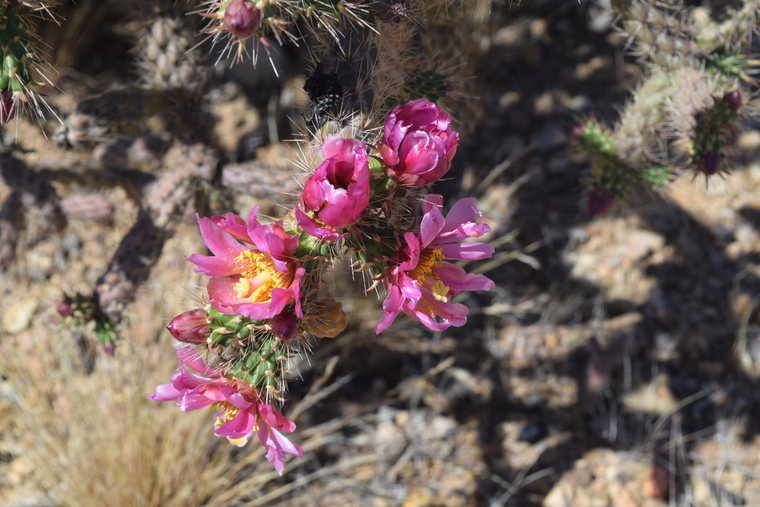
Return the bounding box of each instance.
[0,152,66,268]
[577,0,758,215]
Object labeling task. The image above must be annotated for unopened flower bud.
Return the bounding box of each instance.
[271,312,299,341]
[699,151,721,175]
[102,341,116,356]
[57,301,73,318]
[380,99,459,187]
[586,187,615,217]
[722,90,742,111]
[570,123,585,139]
[0,91,17,124]
[167,309,210,344]
[223,0,262,39]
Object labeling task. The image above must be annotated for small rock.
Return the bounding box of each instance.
[533,123,566,152]
[622,374,678,414]
[737,131,760,150]
[517,422,547,443]
[643,464,670,500]
[2,298,38,334]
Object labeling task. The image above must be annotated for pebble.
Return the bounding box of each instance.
[2,298,38,334]
[517,422,547,443]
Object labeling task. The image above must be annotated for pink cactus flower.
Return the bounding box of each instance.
[380,98,459,187]
[167,309,210,345]
[376,195,495,333]
[150,347,303,474]
[297,135,370,240]
[187,207,305,320]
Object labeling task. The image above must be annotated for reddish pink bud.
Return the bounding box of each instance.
[570,123,585,139]
[722,90,742,111]
[699,151,721,175]
[57,301,73,318]
[223,0,262,39]
[0,91,17,124]
[167,309,210,344]
[102,341,116,356]
[587,187,615,217]
[271,312,299,341]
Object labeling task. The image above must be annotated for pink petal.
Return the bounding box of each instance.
[175,347,221,377]
[296,207,343,241]
[149,382,181,402]
[422,194,444,214]
[258,403,297,432]
[187,253,240,277]
[407,299,469,331]
[258,426,303,475]
[419,204,445,248]
[197,215,247,258]
[178,392,218,411]
[398,232,421,272]
[376,286,403,333]
[435,262,496,292]
[211,213,250,243]
[215,408,256,439]
[439,241,494,261]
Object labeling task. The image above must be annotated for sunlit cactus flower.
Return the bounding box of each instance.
[380,99,459,187]
[188,207,305,320]
[150,347,303,474]
[376,195,494,333]
[296,134,371,240]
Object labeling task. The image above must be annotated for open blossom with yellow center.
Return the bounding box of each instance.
[188,207,305,320]
[376,196,495,333]
[233,249,295,302]
[150,347,303,474]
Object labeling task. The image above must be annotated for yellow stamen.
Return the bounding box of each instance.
[430,280,450,302]
[408,248,452,315]
[409,248,445,282]
[233,249,293,303]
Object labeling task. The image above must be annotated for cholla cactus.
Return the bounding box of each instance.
[151,98,495,474]
[576,0,758,215]
[0,1,57,124]
[196,0,373,68]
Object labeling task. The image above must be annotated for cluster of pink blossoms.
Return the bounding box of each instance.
[151,98,494,474]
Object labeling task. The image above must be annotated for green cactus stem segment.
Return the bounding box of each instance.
[205,306,291,398]
[577,122,670,198]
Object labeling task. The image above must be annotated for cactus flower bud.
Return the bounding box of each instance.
[223,0,262,39]
[570,123,585,139]
[57,301,73,318]
[722,90,742,111]
[167,309,211,344]
[380,99,459,187]
[102,341,116,356]
[271,312,299,341]
[0,91,17,124]
[699,151,721,175]
[587,187,615,217]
